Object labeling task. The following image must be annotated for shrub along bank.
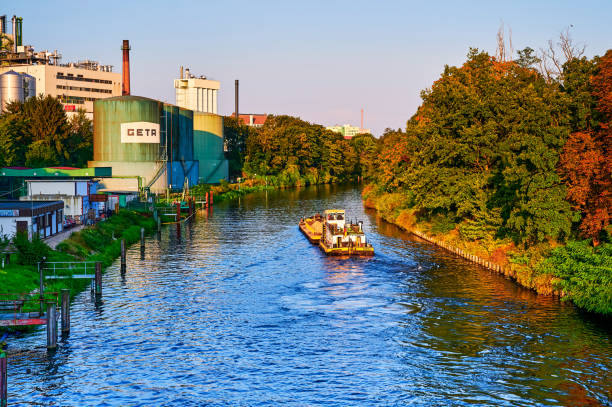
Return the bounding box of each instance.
[363,186,612,316]
[0,210,155,299]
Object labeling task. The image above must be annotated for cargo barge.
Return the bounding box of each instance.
[300,209,374,256]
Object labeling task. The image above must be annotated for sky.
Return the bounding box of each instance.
[6,0,612,136]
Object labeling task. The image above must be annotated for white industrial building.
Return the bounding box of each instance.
[21,179,102,224]
[0,15,121,118]
[174,68,220,114]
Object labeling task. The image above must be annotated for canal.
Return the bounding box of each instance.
[6,185,612,406]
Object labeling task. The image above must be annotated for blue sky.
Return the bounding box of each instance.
[7,1,612,135]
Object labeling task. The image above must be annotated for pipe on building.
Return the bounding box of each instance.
[121,40,131,96]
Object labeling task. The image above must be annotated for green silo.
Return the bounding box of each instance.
[193,112,228,184]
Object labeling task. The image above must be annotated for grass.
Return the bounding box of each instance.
[0,210,155,319]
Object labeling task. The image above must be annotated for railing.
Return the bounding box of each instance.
[42,261,97,280]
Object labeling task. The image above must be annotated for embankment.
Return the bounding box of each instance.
[362,186,612,316]
[0,210,155,297]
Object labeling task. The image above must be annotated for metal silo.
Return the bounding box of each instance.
[93,95,163,162]
[0,70,24,111]
[193,112,228,183]
[163,104,180,161]
[22,73,36,99]
[178,107,194,161]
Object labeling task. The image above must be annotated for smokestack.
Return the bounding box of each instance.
[361,108,364,130]
[180,66,183,80]
[235,79,239,124]
[0,16,6,35]
[121,40,131,96]
[11,15,16,53]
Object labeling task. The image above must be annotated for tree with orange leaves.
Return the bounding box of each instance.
[560,50,612,245]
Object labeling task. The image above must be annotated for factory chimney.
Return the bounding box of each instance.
[121,40,131,96]
[235,79,239,124]
[0,15,6,35]
[361,108,364,130]
[180,66,183,80]
[11,15,16,52]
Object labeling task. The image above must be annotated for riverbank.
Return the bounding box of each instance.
[362,186,612,316]
[0,210,155,299]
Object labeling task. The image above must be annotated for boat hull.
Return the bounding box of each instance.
[318,242,375,257]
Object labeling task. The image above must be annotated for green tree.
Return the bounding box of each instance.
[67,109,94,167]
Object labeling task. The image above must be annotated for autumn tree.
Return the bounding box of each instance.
[560,50,612,244]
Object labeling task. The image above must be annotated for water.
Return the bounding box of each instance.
[5,185,612,406]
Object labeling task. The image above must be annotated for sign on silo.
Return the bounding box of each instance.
[120,122,160,143]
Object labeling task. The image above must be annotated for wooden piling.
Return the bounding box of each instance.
[61,289,70,334]
[0,349,6,407]
[95,262,102,296]
[120,239,126,275]
[210,191,213,205]
[46,302,57,350]
[205,192,209,208]
[3,253,9,266]
[39,261,44,315]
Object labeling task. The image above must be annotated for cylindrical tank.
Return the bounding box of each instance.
[93,95,163,162]
[22,73,36,99]
[193,112,224,161]
[163,104,181,161]
[178,107,194,161]
[0,70,24,111]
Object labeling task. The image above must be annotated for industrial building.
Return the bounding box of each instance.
[0,200,64,239]
[88,52,229,192]
[0,14,121,117]
[326,124,371,140]
[174,67,220,114]
[22,179,103,224]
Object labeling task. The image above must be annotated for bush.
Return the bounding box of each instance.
[13,232,50,265]
[536,240,612,315]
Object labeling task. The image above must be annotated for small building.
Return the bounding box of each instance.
[22,179,102,224]
[326,124,371,140]
[233,113,268,128]
[0,200,64,239]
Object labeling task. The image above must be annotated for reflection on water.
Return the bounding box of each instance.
[4,184,612,406]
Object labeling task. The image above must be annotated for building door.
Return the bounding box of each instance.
[16,221,28,235]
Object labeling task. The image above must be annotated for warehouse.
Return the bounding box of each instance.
[0,200,64,239]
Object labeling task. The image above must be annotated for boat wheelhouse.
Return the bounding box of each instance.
[318,209,374,256]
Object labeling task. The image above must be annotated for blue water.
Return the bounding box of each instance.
[4,185,612,406]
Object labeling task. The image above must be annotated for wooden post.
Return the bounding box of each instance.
[120,239,126,275]
[0,349,6,407]
[210,191,213,205]
[46,302,57,350]
[4,253,9,266]
[38,261,44,315]
[157,216,161,231]
[61,289,70,334]
[176,202,181,222]
[95,262,102,296]
[205,192,209,208]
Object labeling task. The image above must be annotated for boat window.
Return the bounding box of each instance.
[328,214,335,220]
[337,214,344,220]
